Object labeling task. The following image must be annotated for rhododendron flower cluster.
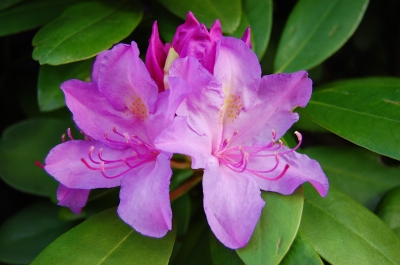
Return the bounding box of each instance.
[44,12,329,249]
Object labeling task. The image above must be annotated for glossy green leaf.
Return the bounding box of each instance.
[0,0,81,37]
[293,115,328,132]
[243,0,272,59]
[303,146,400,210]
[301,184,400,265]
[279,232,323,265]
[0,202,76,264]
[376,186,400,237]
[210,233,245,265]
[0,0,24,11]
[298,77,400,161]
[170,168,194,191]
[0,119,74,197]
[156,0,241,34]
[236,188,304,265]
[32,207,176,265]
[38,59,93,111]
[32,0,143,65]
[274,0,369,73]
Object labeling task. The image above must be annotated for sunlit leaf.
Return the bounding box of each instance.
[236,188,304,265]
[0,0,82,37]
[298,77,400,161]
[156,0,241,34]
[32,0,143,65]
[0,202,76,264]
[31,207,176,265]
[303,146,400,210]
[279,232,323,265]
[376,186,400,237]
[38,59,93,112]
[274,0,369,73]
[0,119,74,197]
[301,184,400,265]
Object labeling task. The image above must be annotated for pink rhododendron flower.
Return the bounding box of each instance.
[146,12,251,91]
[45,42,188,237]
[156,37,329,248]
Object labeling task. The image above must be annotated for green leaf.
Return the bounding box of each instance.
[38,59,93,111]
[236,188,304,265]
[376,186,400,237]
[279,232,323,265]
[298,77,400,161]
[156,0,241,34]
[303,146,400,210]
[301,184,400,265]
[0,0,82,37]
[32,0,143,65]
[0,0,24,11]
[172,193,191,236]
[31,207,176,265]
[210,232,245,265]
[0,118,74,197]
[243,0,272,59]
[0,202,77,264]
[274,0,369,73]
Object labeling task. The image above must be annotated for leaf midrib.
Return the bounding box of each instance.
[308,100,400,123]
[305,198,399,265]
[97,230,133,265]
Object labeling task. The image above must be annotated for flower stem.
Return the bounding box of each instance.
[170,172,203,201]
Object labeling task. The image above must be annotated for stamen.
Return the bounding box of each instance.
[279,131,302,155]
[248,164,289,181]
[271,129,276,140]
[67,128,74,140]
[35,161,45,168]
[88,146,100,164]
[62,134,66,143]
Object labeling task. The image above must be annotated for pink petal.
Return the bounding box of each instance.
[146,21,167,92]
[172,12,200,52]
[57,184,89,214]
[223,71,312,146]
[61,80,139,145]
[155,116,211,169]
[241,27,252,48]
[169,57,225,150]
[118,153,172,237]
[98,42,158,114]
[209,19,223,42]
[91,50,109,83]
[203,156,265,249]
[251,147,329,197]
[214,37,261,117]
[45,140,132,189]
[172,12,219,73]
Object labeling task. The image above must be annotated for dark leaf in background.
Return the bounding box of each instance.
[32,0,143,65]
[236,188,304,265]
[156,0,241,34]
[303,146,400,210]
[274,0,369,73]
[0,0,25,11]
[38,58,93,112]
[0,0,83,37]
[298,77,400,161]
[301,184,400,265]
[31,207,177,265]
[243,0,272,59]
[210,232,245,265]
[0,118,75,198]
[0,202,77,264]
[279,232,323,265]
[376,186,400,237]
